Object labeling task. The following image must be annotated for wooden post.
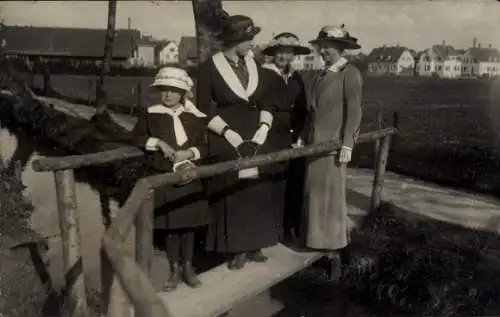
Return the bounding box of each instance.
[54,169,89,317]
[370,135,392,212]
[134,193,154,317]
[88,79,93,104]
[373,110,383,169]
[391,112,400,154]
[104,205,136,317]
[96,0,117,113]
[13,160,22,182]
[134,82,142,114]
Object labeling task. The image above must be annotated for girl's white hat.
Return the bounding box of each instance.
[151,67,194,92]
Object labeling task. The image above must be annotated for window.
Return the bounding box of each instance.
[445,66,450,71]
[170,47,176,52]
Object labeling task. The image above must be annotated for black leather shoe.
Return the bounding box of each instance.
[183,261,202,288]
[326,251,343,282]
[247,250,268,262]
[227,253,247,270]
[163,261,181,292]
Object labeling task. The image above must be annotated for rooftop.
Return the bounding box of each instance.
[1,25,141,59]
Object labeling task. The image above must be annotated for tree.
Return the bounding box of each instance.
[0,9,6,57]
[191,0,225,64]
[95,0,117,114]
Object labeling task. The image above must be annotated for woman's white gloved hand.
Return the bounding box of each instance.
[251,124,270,145]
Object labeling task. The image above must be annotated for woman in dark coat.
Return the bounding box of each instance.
[197,14,294,270]
[131,66,211,291]
[260,32,310,242]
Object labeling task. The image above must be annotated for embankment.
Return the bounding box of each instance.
[0,163,56,316]
[0,86,145,195]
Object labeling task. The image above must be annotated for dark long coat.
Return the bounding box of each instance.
[197,52,291,253]
[131,101,211,230]
[260,63,308,236]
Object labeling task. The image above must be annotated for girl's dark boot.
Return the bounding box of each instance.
[183,261,202,288]
[163,261,181,292]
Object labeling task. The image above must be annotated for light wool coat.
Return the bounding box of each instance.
[302,59,363,250]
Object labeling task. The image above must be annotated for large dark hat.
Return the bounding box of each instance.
[218,14,261,46]
[309,25,361,50]
[262,32,311,56]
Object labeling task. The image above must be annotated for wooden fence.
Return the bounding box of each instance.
[31,115,399,317]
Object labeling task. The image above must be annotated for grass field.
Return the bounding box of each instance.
[34,73,500,196]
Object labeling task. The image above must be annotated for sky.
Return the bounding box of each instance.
[2,0,500,53]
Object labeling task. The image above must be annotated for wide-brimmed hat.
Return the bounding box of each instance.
[218,14,261,46]
[151,67,194,97]
[262,32,311,56]
[309,25,361,50]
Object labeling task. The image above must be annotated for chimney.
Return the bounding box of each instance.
[473,38,477,48]
[442,40,445,46]
[478,42,482,49]
[128,17,131,30]
[489,44,492,49]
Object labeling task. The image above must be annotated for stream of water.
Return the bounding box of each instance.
[0,125,120,290]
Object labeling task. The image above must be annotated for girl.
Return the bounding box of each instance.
[131,66,211,291]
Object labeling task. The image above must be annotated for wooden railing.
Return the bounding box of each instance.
[32,114,399,317]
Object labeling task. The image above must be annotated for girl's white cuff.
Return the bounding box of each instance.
[188,147,201,160]
[145,137,160,151]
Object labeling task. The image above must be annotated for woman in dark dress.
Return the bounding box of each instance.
[131,66,211,291]
[197,14,294,270]
[261,32,310,242]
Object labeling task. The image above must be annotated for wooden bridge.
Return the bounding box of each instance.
[31,115,399,317]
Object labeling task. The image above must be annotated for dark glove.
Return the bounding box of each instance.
[236,141,259,158]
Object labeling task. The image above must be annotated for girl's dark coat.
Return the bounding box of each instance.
[131,104,211,229]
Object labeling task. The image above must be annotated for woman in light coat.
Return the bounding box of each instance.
[301,25,363,277]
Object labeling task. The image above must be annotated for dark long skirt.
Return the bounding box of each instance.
[153,179,211,230]
[283,157,306,238]
[205,171,283,253]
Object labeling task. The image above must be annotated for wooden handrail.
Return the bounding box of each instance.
[32,146,144,172]
[32,127,397,174]
[146,127,397,189]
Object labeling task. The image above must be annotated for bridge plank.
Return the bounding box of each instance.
[158,243,322,317]
[157,205,367,317]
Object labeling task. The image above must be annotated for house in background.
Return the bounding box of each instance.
[1,25,139,66]
[441,50,464,78]
[417,41,456,77]
[367,45,416,76]
[417,39,500,78]
[155,40,179,66]
[130,35,158,67]
[291,43,324,70]
[461,39,500,77]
